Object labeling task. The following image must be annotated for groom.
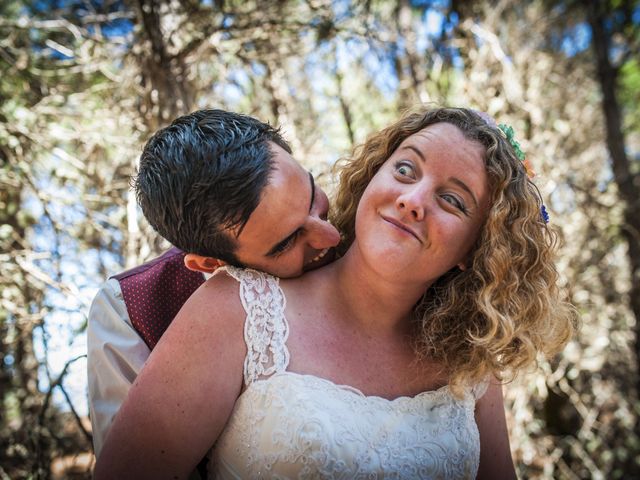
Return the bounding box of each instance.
[87,109,341,459]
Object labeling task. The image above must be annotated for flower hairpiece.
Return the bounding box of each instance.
[498,123,549,224]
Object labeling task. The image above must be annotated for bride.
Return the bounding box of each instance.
[95,107,575,479]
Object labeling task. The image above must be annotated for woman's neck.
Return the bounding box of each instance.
[315,245,431,337]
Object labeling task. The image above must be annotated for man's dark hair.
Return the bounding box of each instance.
[134,109,291,265]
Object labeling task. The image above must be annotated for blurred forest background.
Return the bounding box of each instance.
[1,0,639,478]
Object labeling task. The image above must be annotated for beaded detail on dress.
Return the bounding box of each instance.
[209,266,485,479]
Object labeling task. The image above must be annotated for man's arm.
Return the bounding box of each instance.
[87,278,150,457]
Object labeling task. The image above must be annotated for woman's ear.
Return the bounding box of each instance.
[457,259,469,271]
[184,253,225,273]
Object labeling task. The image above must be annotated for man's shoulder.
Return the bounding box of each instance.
[111,247,188,281]
[109,247,206,349]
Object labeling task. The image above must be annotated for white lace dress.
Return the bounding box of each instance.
[208,267,487,479]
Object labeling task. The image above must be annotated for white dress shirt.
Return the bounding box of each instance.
[87,278,151,457]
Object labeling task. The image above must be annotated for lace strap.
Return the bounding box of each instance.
[471,378,490,400]
[216,266,290,385]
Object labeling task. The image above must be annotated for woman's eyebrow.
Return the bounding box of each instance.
[401,145,425,162]
[449,177,479,208]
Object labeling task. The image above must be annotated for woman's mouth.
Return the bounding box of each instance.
[381,215,422,243]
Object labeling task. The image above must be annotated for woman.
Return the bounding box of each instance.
[95,107,575,479]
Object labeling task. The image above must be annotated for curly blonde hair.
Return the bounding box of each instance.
[332,106,577,393]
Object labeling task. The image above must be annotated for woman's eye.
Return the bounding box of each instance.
[394,161,414,178]
[442,194,467,213]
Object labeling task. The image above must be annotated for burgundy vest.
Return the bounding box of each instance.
[111,247,205,349]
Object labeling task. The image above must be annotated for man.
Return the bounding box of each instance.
[87,109,340,458]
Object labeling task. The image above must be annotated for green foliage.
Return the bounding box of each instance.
[620,58,640,132]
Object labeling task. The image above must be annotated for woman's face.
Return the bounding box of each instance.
[354,122,490,286]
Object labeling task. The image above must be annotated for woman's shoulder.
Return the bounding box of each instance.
[214,265,276,283]
[163,266,247,348]
[195,265,255,308]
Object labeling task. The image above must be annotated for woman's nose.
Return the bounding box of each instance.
[396,187,426,221]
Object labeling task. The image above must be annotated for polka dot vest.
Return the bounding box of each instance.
[111,248,205,349]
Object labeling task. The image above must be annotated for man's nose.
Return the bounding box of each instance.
[308,217,341,249]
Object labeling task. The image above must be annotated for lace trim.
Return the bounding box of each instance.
[256,371,463,407]
[217,266,290,386]
[211,372,482,479]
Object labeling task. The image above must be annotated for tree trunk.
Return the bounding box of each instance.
[333,56,355,147]
[588,2,640,399]
[393,0,423,109]
[134,0,195,132]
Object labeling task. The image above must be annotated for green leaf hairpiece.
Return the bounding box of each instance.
[498,124,526,162]
[496,122,549,223]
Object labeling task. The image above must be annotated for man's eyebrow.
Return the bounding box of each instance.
[265,171,315,258]
[449,177,479,208]
[308,171,315,213]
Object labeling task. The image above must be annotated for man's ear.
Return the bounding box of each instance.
[184,253,226,273]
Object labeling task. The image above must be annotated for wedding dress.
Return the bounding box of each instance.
[208,267,486,479]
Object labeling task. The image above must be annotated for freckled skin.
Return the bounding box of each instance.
[354,123,490,286]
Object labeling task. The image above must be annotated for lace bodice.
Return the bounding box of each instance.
[208,267,486,479]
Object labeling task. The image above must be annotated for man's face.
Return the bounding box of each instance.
[231,143,341,278]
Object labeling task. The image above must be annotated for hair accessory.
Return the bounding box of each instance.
[498,123,549,224]
[541,205,550,224]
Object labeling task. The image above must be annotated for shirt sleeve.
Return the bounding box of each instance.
[87,278,150,458]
